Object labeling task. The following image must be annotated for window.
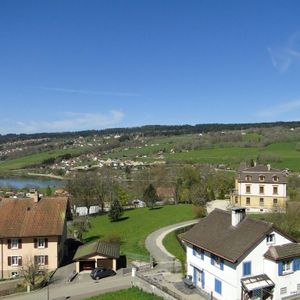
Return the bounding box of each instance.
[214,278,222,295]
[297,283,300,292]
[282,260,292,273]
[11,239,18,249]
[259,175,265,182]
[246,185,251,193]
[235,197,238,204]
[34,238,48,249]
[259,198,264,206]
[266,233,275,244]
[259,186,264,194]
[273,186,278,195]
[246,197,250,205]
[280,287,287,295]
[11,272,18,278]
[243,261,251,276]
[273,176,279,182]
[11,256,18,266]
[273,198,278,205]
[8,256,22,267]
[211,254,224,270]
[35,255,48,266]
[245,175,252,181]
[193,246,204,260]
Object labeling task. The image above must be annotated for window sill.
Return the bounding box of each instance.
[282,271,293,276]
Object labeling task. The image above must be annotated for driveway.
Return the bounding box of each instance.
[5,270,131,300]
[145,219,199,270]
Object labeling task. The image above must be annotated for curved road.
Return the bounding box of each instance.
[145,219,199,270]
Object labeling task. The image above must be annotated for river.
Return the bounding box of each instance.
[0,177,63,189]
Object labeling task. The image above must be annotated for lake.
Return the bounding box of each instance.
[0,177,63,189]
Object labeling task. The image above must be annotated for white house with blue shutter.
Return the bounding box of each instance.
[181,208,300,300]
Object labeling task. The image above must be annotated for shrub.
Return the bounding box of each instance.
[192,205,206,218]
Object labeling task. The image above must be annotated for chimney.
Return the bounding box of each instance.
[29,189,39,203]
[231,207,246,227]
[267,164,271,171]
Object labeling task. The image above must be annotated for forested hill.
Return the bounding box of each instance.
[1,121,300,143]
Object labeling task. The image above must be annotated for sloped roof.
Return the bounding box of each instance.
[237,165,287,184]
[0,197,68,238]
[73,240,120,260]
[181,209,280,263]
[264,243,300,261]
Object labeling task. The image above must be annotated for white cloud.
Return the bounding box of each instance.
[268,32,300,72]
[257,99,300,117]
[31,86,141,97]
[1,111,124,134]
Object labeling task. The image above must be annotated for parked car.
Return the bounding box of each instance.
[90,267,116,280]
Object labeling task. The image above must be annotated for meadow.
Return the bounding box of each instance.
[85,287,163,300]
[84,204,196,261]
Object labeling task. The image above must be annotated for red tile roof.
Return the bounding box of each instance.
[0,197,68,238]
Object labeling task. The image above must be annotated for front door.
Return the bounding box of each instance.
[194,267,205,288]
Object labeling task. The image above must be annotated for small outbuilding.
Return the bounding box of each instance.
[73,240,120,272]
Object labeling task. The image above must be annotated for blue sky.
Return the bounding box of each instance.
[1,0,300,134]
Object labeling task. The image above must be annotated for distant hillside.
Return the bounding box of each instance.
[1,121,300,143]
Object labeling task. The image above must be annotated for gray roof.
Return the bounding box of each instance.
[264,243,300,261]
[181,209,291,263]
[73,240,120,260]
[237,165,287,184]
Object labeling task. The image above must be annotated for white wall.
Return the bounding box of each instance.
[186,230,294,300]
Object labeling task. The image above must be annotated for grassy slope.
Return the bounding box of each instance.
[0,147,85,171]
[163,231,186,266]
[85,205,195,260]
[85,287,163,300]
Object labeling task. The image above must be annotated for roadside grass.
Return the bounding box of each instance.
[0,147,85,171]
[84,287,163,300]
[84,204,195,260]
[162,231,186,267]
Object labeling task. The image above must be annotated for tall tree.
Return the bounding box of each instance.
[143,184,159,209]
[108,195,123,222]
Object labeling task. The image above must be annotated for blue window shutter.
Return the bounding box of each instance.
[243,262,251,276]
[193,267,197,286]
[215,279,222,294]
[278,261,283,276]
[201,271,205,289]
[193,246,196,256]
[201,249,204,260]
[220,259,224,270]
[295,258,300,271]
[211,254,214,265]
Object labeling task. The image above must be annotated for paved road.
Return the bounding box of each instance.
[145,219,199,270]
[4,272,132,300]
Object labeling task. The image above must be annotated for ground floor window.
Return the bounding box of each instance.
[280,287,287,295]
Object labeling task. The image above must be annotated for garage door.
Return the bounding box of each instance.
[97,258,113,269]
[80,260,95,271]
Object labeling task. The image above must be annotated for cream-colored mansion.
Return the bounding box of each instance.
[231,164,287,212]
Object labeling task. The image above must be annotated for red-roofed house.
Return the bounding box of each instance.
[0,195,70,278]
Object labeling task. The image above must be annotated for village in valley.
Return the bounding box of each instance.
[2,1,300,300]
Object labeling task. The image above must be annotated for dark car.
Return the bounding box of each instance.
[90,267,116,280]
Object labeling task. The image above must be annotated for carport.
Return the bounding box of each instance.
[73,240,120,272]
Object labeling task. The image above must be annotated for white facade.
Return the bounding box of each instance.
[186,230,300,300]
[240,182,286,198]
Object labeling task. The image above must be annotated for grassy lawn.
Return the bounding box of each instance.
[85,287,163,300]
[0,147,85,171]
[163,230,186,266]
[84,204,195,260]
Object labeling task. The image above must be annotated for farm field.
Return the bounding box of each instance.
[85,287,163,300]
[0,147,86,171]
[84,204,196,261]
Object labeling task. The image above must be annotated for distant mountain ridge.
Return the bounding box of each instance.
[1,121,299,143]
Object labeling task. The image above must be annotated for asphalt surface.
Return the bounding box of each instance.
[145,219,199,269]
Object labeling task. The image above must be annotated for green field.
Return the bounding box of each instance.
[0,147,85,171]
[85,287,163,300]
[84,205,195,260]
